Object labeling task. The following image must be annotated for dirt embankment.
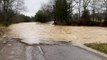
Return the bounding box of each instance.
[0,27,9,49]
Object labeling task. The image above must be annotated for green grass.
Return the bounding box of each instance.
[85,43,107,54]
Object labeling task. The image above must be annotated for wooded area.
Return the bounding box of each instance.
[0,0,32,26]
[35,0,107,26]
[0,0,107,26]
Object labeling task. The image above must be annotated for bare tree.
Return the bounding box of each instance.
[90,0,97,21]
[78,0,81,20]
[102,0,107,25]
[41,0,53,12]
[67,0,78,19]
[81,0,91,25]
[82,0,91,11]
[103,0,107,11]
[40,0,54,21]
[0,0,25,26]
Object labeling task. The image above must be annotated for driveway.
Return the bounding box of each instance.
[0,40,106,60]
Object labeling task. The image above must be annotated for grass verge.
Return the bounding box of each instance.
[0,26,9,43]
[85,43,107,54]
[0,26,9,49]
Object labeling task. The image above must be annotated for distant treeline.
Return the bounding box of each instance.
[1,0,107,26]
[35,0,107,26]
[0,0,34,26]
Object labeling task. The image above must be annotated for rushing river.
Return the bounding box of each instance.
[7,22,107,45]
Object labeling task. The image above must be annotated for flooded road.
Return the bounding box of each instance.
[8,22,107,45]
[1,23,107,60]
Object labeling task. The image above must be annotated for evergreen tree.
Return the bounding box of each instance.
[35,10,50,23]
[54,0,69,25]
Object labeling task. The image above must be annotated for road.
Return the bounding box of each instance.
[0,40,106,60]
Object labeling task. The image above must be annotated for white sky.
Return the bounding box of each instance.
[21,0,50,17]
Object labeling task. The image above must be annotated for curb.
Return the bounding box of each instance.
[72,43,107,59]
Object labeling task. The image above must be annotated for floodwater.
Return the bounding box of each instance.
[1,22,107,60]
[7,22,107,45]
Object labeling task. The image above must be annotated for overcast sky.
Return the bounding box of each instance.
[21,0,50,17]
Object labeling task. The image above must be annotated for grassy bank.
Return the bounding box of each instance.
[0,26,9,49]
[0,26,9,43]
[85,43,107,54]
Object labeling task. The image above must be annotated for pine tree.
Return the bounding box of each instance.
[54,0,69,25]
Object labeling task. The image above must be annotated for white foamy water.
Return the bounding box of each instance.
[8,22,107,45]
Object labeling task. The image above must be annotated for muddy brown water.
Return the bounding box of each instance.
[7,22,107,45]
[1,22,107,60]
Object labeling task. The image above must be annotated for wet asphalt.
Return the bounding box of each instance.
[0,40,107,60]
